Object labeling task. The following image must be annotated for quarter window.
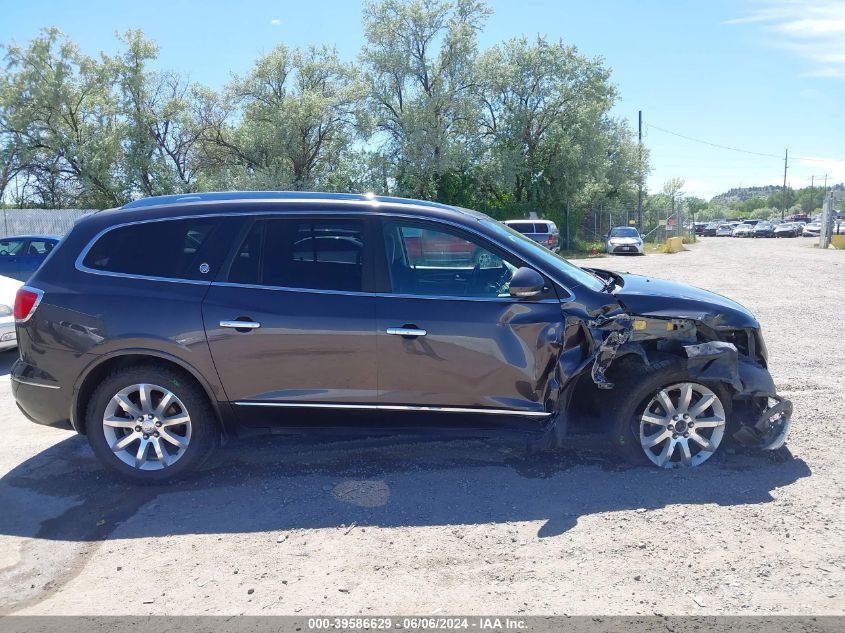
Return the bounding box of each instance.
[82,218,220,279]
[228,218,365,292]
[383,221,517,298]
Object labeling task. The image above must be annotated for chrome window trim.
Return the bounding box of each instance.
[72,208,577,300]
[209,281,560,303]
[234,401,551,417]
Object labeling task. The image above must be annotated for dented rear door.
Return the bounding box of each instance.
[375,218,565,422]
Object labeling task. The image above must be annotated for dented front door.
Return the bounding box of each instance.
[376,296,564,418]
[375,218,565,421]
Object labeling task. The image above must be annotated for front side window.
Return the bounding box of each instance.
[0,239,25,256]
[383,221,516,298]
[82,218,220,279]
[228,218,365,292]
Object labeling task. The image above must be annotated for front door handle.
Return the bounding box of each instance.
[386,326,427,337]
[220,320,261,330]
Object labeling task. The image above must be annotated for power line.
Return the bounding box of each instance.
[645,123,845,164]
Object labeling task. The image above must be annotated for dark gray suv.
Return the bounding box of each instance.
[11,192,792,483]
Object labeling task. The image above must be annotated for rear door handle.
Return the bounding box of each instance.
[220,320,261,329]
[386,327,427,337]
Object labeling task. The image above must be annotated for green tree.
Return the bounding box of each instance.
[361,0,491,199]
[210,44,364,191]
[0,28,125,207]
[476,35,630,242]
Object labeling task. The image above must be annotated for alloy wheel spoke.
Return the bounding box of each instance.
[103,416,137,429]
[678,383,693,413]
[154,391,175,418]
[689,431,715,452]
[657,438,676,466]
[688,394,716,418]
[678,439,693,465]
[138,384,153,414]
[641,412,670,427]
[113,394,142,419]
[112,432,139,451]
[159,429,188,449]
[134,439,150,468]
[642,429,671,448]
[692,416,724,429]
[160,413,190,428]
[151,438,170,467]
[655,390,676,416]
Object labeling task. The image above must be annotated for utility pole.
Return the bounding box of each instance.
[781,149,788,220]
[637,110,643,230]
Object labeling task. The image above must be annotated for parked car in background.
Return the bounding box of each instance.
[503,220,560,252]
[773,223,800,238]
[753,222,775,238]
[10,191,791,482]
[693,222,707,235]
[802,221,822,237]
[702,222,720,237]
[605,226,645,254]
[744,219,762,227]
[0,273,23,351]
[732,223,754,238]
[0,235,60,281]
[715,223,737,237]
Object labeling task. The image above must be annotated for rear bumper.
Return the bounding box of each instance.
[11,355,77,431]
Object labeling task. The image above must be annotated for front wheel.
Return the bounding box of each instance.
[606,357,730,468]
[86,365,217,483]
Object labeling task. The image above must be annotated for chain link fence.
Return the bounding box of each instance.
[0,209,94,238]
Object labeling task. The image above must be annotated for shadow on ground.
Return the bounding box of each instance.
[0,428,811,542]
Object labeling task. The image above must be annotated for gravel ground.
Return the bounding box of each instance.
[0,236,842,616]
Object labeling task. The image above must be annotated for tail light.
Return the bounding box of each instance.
[14,286,44,322]
[547,234,554,245]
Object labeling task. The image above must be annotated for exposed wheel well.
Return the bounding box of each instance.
[73,354,221,434]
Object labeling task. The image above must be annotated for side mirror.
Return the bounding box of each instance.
[509,267,546,298]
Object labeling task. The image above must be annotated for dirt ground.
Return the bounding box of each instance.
[0,236,842,616]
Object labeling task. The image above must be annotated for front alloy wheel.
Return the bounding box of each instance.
[638,382,726,468]
[102,383,192,470]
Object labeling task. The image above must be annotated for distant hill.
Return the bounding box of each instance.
[710,185,781,204]
[710,183,844,205]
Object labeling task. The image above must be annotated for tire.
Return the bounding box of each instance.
[603,355,731,468]
[85,364,218,483]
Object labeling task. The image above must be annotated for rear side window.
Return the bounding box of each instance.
[508,223,535,234]
[27,240,56,255]
[228,218,365,292]
[82,218,220,279]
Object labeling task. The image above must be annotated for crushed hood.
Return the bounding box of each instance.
[611,273,760,329]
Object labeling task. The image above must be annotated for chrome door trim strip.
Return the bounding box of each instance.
[234,401,551,417]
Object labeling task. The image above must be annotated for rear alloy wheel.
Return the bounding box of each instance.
[637,382,726,468]
[102,383,192,470]
[86,365,217,483]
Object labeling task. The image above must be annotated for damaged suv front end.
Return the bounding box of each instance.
[583,270,792,458]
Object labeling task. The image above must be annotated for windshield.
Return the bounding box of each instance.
[480,218,605,292]
[609,227,639,238]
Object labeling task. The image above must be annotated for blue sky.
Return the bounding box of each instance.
[2,0,844,199]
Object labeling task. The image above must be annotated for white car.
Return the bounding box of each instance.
[605,226,645,255]
[0,274,23,351]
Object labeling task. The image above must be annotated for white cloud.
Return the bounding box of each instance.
[271,18,282,26]
[729,0,845,79]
